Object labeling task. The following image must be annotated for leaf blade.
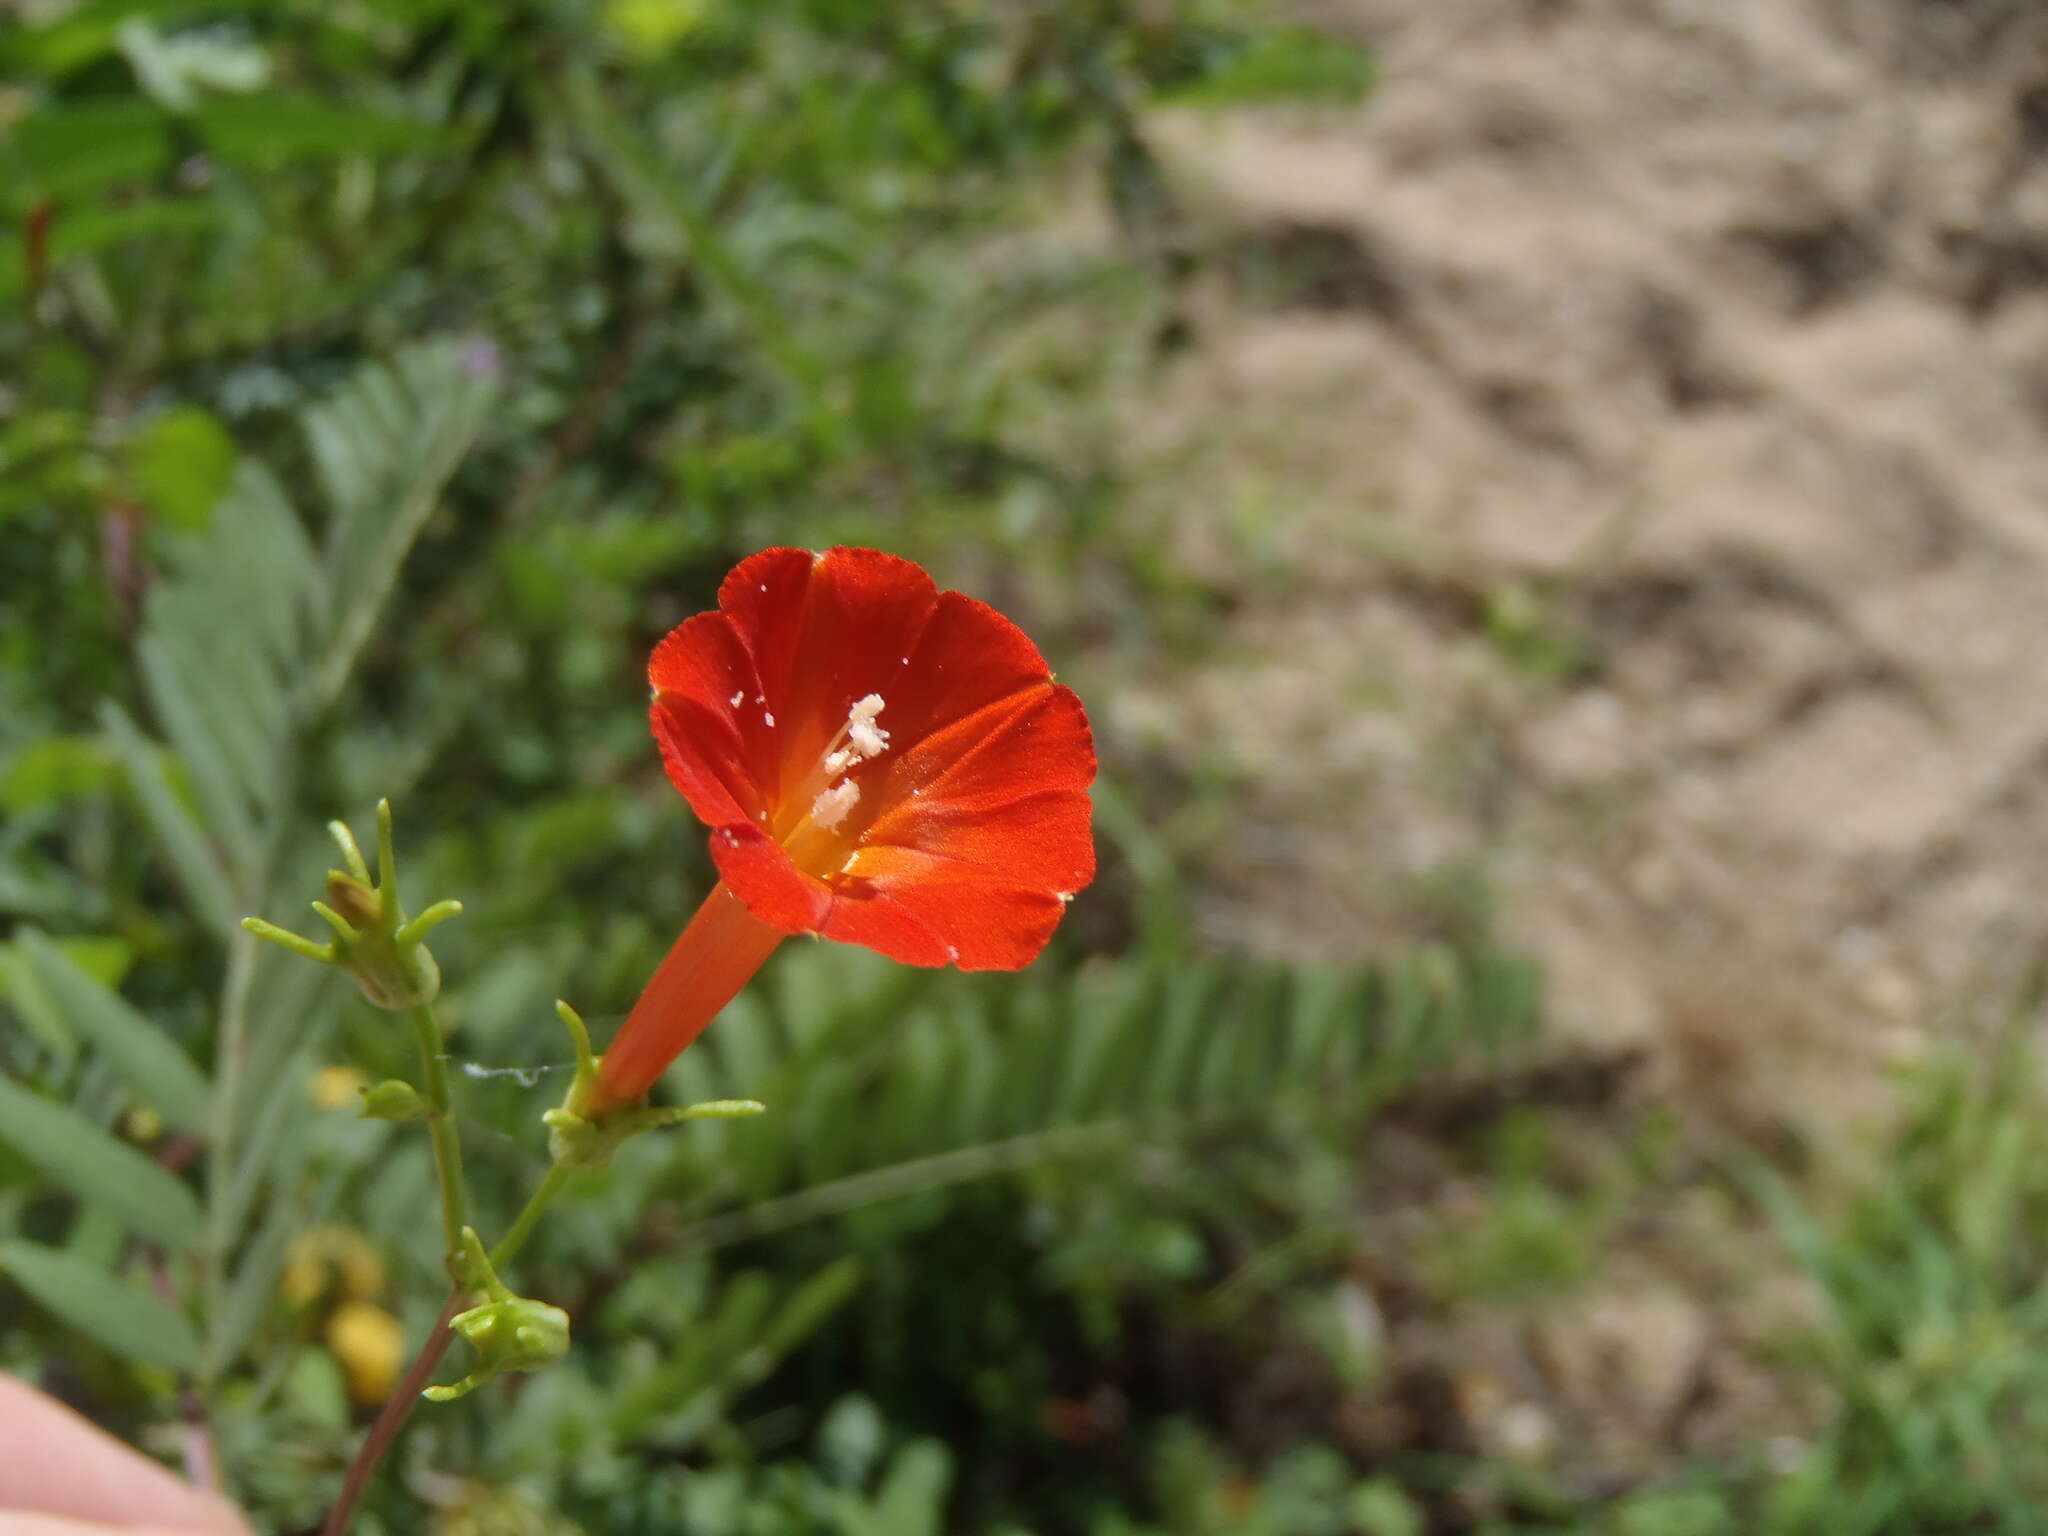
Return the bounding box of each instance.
[0,1241,199,1371]
[0,1074,203,1250]
[19,928,212,1136]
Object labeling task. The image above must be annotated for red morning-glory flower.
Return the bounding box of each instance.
[588,546,1096,1111]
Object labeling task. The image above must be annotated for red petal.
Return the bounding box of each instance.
[654,547,1096,974]
[821,879,1068,970]
[865,683,1096,825]
[717,547,942,794]
[707,820,831,933]
[830,685,1096,971]
[846,789,1096,895]
[648,613,771,827]
[883,590,1057,755]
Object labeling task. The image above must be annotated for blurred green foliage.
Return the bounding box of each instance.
[9,2,2045,1533]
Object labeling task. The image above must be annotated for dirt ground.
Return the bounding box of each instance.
[1113,0,2048,1136]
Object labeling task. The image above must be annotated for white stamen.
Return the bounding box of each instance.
[730,690,744,708]
[1056,891,1074,904]
[764,712,776,727]
[823,747,856,777]
[844,693,890,758]
[811,780,860,830]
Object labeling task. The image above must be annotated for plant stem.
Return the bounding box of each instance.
[408,1002,469,1265]
[319,1291,464,1536]
[320,1163,574,1534]
[491,1162,571,1271]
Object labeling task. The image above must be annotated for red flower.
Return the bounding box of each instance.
[590,547,1096,1110]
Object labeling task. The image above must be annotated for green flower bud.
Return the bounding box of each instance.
[358,1079,432,1121]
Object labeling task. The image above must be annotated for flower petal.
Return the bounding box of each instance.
[821,879,1068,970]
[718,547,942,792]
[647,613,769,828]
[707,820,831,933]
[883,590,1058,755]
[844,789,1095,895]
[863,683,1096,830]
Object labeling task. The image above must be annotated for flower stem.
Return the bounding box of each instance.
[319,1291,464,1536]
[491,1162,571,1271]
[408,1003,469,1270]
[318,1165,575,1534]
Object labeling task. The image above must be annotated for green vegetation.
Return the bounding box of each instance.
[4,2,2045,1533]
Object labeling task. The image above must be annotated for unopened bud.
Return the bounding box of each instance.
[358,1079,431,1121]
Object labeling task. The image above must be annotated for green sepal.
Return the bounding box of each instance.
[543,1000,764,1170]
[423,1226,570,1402]
[241,799,461,1011]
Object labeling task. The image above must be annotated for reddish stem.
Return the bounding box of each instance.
[320,1291,465,1536]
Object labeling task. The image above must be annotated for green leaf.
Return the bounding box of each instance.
[0,0,223,78]
[0,200,220,301]
[2,99,173,206]
[18,928,211,1135]
[0,1241,199,1371]
[101,702,241,935]
[192,93,423,168]
[0,944,74,1056]
[0,1074,203,1250]
[306,341,498,711]
[204,1195,294,1380]
[868,1440,951,1536]
[128,405,236,532]
[0,736,119,811]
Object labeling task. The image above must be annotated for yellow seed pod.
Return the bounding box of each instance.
[327,1301,405,1405]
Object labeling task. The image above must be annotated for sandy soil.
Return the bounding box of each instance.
[1112,0,2048,1132]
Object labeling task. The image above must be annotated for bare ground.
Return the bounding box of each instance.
[1107,0,2048,1137]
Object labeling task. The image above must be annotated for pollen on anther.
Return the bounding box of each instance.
[729,690,744,708]
[811,780,860,831]
[764,712,776,727]
[846,693,889,757]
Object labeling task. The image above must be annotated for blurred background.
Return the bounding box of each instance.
[8,0,2048,1531]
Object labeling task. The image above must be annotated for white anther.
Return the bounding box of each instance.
[730,690,744,708]
[764,712,776,727]
[811,780,860,831]
[845,693,890,758]
[823,747,857,778]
